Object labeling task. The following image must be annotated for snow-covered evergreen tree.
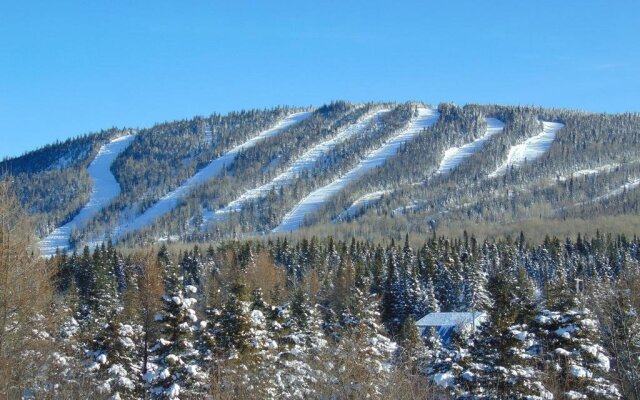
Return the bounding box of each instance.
[535,292,621,399]
[149,251,206,399]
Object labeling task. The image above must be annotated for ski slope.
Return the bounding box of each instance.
[334,190,390,222]
[273,107,440,233]
[111,112,312,239]
[39,134,135,256]
[592,178,640,203]
[201,109,390,227]
[558,163,622,182]
[489,121,564,178]
[565,177,640,211]
[435,118,504,174]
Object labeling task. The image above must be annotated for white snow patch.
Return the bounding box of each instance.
[555,348,572,357]
[565,390,588,399]
[200,109,390,228]
[569,365,591,379]
[436,117,504,174]
[489,121,564,177]
[273,107,440,233]
[432,371,456,387]
[108,112,311,240]
[39,135,135,257]
[166,383,180,398]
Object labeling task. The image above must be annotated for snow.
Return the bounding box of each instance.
[166,383,180,398]
[555,325,577,339]
[435,117,505,174]
[200,109,390,228]
[592,178,640,202]
[334,190,391,222]
[111,111,312,240]
[558,163,620,181]
[39,134,135,257]
[158,368,171,380]
[568,177,640,209]
[185,364,200,375]
[432,371,456,387]
[250,310,266,328]
[554,348,572,357]
[489,121,564,177]
[595,352,610,372]
[273,107,440,233]
[570,365,590,378]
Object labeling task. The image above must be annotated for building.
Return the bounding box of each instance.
[415,312,487,341]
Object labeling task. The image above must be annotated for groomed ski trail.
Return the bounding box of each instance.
[334,190,390,222]
[489,121,564,177]
[39,134,135,257]
[436,118,505,174]
[582,178,640,205]
[112,111,312,240]
[201,109,390,228]
[273,107,440,233]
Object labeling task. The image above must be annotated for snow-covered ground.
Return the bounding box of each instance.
[111,112,312,240]
[334,190,390,222]
[591,178,640,203]
[559,177,640,211]
[489,121,564,178]
[558,163,621,181]
[39,135,136,256]
[435,118,504,174]
[201,109,390,228]
[273,107,440,233]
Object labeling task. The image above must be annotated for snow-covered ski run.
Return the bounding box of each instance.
[273,107,440,233]
[558,163,623,182]
[39,134,136,257]
[435,118,505,174]
[110,111,312,240]
[200,108,390,228]
[334,190,391,222]
[583,178,640,205]
[489,121,564,178]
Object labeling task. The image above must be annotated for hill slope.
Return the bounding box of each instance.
[2,100,639,254]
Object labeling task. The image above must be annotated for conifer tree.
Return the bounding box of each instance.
[150,249,206,399]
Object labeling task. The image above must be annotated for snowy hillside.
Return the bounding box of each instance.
[5,101,638,249]
[39,134,135,256]
[274,107,440,233]
[334,190,391,222]
[436,117,504,174]
[201,108,390,228]
[489,121,564,177]
[110,112,312,241]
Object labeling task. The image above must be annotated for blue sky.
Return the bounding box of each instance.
[1,1,639,158]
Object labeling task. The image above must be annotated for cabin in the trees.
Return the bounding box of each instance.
[416,312,487,341]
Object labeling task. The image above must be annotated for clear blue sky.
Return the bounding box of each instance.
[1,1,639,158]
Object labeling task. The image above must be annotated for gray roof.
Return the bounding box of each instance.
[415,312,487,342]
[415,312,486,327]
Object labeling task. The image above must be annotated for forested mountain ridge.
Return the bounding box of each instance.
[2,101,639,254]
[2,101,640,399]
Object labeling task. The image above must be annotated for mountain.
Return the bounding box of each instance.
[1,100,639,256]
